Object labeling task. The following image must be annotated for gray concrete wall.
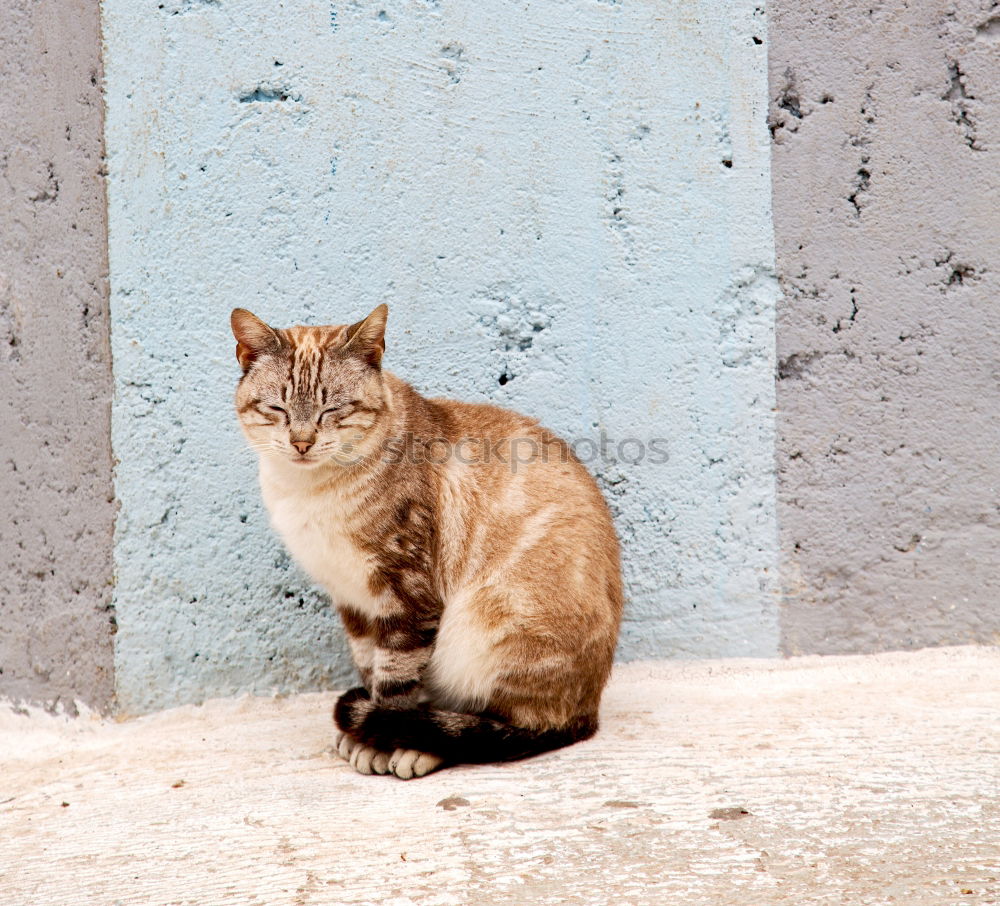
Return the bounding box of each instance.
[0,0,115,710]
[770,1,1000,653]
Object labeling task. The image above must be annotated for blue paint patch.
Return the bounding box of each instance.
[104,0,780,712]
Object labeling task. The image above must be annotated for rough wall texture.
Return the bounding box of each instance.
[771,1,1000,652]
[0,0,115,710]
[104,0,779,712]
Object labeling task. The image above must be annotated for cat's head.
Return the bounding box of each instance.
[231,305,389,469]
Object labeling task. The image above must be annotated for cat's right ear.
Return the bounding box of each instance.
[231,309,282,372]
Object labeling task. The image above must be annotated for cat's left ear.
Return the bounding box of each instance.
[343,304,388,367]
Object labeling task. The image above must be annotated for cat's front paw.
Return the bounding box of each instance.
[388,748,443,780]
[334,731,392,775]
[333,732,442,779]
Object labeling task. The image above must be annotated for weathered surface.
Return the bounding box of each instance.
[2,647,998,905]
[0,0,115,710]
[103,0,779,711]
[770,2,1000,652]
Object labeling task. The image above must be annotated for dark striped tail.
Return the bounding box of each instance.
[334,687,597,764]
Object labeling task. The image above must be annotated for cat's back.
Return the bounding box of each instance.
[425,394,608,510]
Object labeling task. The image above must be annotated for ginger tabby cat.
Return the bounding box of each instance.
[232,304,623,779]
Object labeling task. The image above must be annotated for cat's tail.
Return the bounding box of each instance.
[334,687,597,764]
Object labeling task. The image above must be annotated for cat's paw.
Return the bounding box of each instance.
[334,732,392,775]
[388,748,443,780]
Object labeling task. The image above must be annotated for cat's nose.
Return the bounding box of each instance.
[291,440,314,455]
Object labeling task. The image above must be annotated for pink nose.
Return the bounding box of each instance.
[292,440,313,455]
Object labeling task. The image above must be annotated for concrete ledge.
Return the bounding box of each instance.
[3,646,998,904]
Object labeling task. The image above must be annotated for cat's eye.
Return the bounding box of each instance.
[319,402,359,424]
[264,405,288,418]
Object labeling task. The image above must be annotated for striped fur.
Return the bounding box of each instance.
[232,305,624,777]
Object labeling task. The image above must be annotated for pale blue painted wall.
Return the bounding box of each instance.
[103,0,778,712]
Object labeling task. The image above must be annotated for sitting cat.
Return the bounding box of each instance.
[231,304,623,779]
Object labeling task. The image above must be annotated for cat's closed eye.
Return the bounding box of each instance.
[320,403,357,425]
[256,404,288,423]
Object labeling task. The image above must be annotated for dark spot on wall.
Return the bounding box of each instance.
[848,159,870,217]
[770,68,803,138]
[440,43,467,84]
[935,251,978,289]
[948,262,976,286]
[28,162,59,203]
[778,72,802,119]
[497,372,512,386]
[752,36,763,45]
[159,0,221,14]
[778,348,857,379]
[894,533,921,553]
[944,60,983,151]
[832,291,859,333]
[238,86,300,103]
[777,351,822,380]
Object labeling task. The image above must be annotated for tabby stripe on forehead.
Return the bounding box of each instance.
[299,349,320,396]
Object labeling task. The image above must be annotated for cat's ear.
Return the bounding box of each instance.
[343,303,388,367]
[231,309,282,372]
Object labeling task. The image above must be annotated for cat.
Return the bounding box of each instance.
[231,304,623,779]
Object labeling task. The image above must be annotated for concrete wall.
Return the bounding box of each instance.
[0,0,116,711]
[3,0,999,714]
[103,0,779,712]
[770,0,1000,653]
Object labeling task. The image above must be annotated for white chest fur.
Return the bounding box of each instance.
[259,464,379,616]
